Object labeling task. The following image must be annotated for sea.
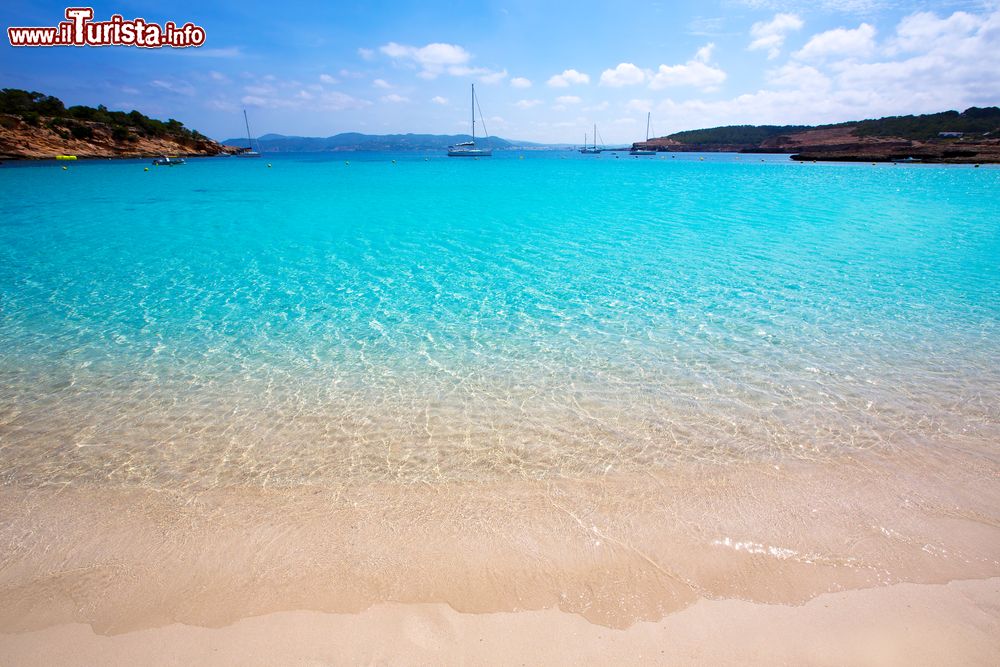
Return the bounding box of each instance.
[0,150,997,489]
[2,150,999,630]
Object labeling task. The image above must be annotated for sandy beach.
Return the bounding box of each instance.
[1,445,998,664]
[2,578,998,666]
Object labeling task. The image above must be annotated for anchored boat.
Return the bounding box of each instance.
[448,84,492,157]
[237,108,262,158]
[152,156,185,166]
[630,113,657,156]
[580,124,602,154]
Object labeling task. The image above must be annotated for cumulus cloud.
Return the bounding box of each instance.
[242,88,371,112]
[600,62,647,87]
[651,9,1000,133]
[794,23,876,60]
[479,68,509,84]
[514,99,543,109]
[648,43,726,90]
[379,41,472,78]
[887,11,983,55]
[431,96,448,105]
[357,47,375,61]
[319,73,338,84]
[748,13,804,59]
[373,78,391,89]
[510,76,532,88]
[547,68,590,87]
[556,95,582,104]
[381,93,410,103]
[625,98,653,113]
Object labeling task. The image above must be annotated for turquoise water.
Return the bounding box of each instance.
[1,152,998,487]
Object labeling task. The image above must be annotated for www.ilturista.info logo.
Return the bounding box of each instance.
[7,7,206,48]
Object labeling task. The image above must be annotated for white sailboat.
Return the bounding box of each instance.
[237,108,261,158]
[448,84,492,157]
[630,112,656,156]
[579,124,602,153]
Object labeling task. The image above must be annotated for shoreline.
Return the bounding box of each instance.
[2,448,997,636]
[2,578,997,666]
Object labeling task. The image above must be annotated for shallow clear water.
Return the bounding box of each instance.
[1,152,998,487]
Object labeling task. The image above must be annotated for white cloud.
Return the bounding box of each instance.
[646,8,1000,134]
[794,23,876,60]
[748,13,804,59]
[766,62,831,92]
[379,41,472,78]
[556,95,582,104]
[358,48,375,61]
[514,99,543,109]
[625,98,653,113]
[373,78,392,89]
[887,11,982,55]
[510,76,532,88]
[479,68,509,84]
[431,96,448,105]
[648,44,726,90]
[694,43,715,62]
[600,62,647,87]
[151,79,195,96]
[319,73,338,84]
[381,93,410,103]
[242,90,371,112]
[547,69,590,87]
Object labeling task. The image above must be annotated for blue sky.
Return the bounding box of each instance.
[2,0,998,142]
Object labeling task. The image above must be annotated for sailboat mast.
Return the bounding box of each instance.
[645,112,650,141]
[244,109,252,150]
[593,123,596,149]
[471,84,475,143]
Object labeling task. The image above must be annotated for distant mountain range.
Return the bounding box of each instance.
[219,132,546,152]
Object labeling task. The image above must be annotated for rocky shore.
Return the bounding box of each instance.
[632,108,1000,163]
[0,113,236,160]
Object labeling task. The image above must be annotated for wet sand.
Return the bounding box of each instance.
[1,446,998,663]
[2,579,998,666]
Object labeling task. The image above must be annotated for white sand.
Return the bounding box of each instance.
[2,578,998,666]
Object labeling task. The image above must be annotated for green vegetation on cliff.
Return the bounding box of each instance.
[665,124,812,146]
[0,88,209,144]
[664,107,1000,145]
[852,107,1000,140]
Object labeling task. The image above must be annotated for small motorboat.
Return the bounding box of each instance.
[152,156,185,166]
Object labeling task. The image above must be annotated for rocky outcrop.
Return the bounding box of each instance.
[631,123,1000,163]
[0,114,236,159]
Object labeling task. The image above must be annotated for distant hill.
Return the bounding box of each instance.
[656,107,1000,147]
[220,132,542,152]
[634,107,1000,163]
[0,88,227,159]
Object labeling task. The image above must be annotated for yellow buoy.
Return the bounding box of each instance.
[144,167,149,172]
[55,155,77,161]
[62,166,67,170]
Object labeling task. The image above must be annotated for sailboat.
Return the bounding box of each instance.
[630,112,657,155]
[237,108,261,158]
[579,124,602,154]
[448,84,492,157]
